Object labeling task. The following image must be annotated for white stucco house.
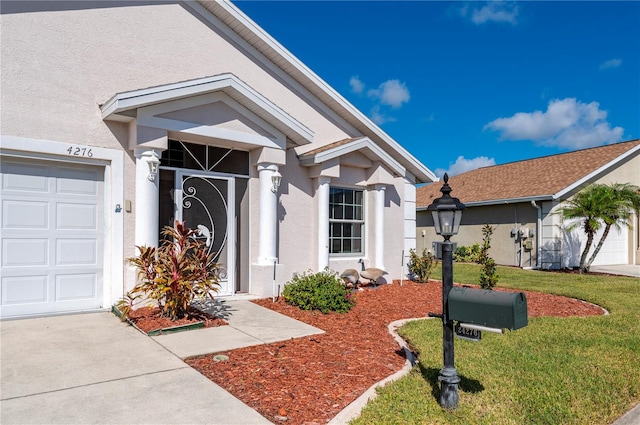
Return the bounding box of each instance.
[0,1,435,318]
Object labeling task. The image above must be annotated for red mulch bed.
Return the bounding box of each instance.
[127,306,227,334]
[185,280,604,424]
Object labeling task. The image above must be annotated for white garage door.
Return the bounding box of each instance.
[589,226,628,266]
[1,157,104,318]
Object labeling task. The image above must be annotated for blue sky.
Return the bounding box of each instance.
[234,1,640,178]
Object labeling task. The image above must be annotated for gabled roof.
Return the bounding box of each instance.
[298,137,404,176]
[192,0,436,183]
[416,139,640,208]
[100,73,313,148]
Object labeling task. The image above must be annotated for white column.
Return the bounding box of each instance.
[374,184,387,270]
[317,176,331,270]
[257,163,279,265]
[134,149,161,248]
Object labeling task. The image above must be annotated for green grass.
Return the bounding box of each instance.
[351,264,640,425]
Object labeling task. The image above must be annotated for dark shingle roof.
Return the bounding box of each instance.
[416,139,640,207]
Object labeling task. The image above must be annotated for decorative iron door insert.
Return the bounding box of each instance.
[176,172,235,296]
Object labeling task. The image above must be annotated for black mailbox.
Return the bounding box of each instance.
[448,287,528,330]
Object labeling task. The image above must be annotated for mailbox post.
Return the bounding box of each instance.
[426,173,465,410]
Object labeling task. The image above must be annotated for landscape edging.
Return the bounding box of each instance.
[328,317,430,424]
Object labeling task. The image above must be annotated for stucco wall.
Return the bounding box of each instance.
[417,203,539,268]
[592,153,639,186]
[276,149,317,282]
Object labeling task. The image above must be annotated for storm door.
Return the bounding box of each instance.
[175,171,235,296]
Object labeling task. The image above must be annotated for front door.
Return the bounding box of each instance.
[176,172,235,296]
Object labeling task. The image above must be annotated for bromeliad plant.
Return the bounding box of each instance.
[116,221,220,321]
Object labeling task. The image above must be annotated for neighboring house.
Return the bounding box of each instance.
[0,1,435,318]
[416,139,640,270]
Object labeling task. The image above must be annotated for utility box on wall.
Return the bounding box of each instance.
[448,287,528,330]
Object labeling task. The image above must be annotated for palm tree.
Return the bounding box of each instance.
[561,183,640,273]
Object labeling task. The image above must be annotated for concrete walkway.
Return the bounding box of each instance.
[0,299,322,425]
[154,300,323,358]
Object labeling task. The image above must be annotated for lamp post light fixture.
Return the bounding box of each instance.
[271,170,282,193]
[426,172,465,409]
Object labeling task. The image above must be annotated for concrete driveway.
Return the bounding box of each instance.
[0,312,271,425]
[590,264,640,277]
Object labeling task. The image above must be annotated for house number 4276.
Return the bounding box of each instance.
[66,146,93,157]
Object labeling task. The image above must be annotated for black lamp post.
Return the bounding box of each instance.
[426,173,465,409]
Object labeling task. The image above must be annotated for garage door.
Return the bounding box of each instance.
[589,226,628,266]
[1,157,104,318]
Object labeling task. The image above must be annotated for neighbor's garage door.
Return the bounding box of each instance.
[589,226,628,266]
[1,157,104,318]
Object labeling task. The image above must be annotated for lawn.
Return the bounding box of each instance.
[351,263,640,425]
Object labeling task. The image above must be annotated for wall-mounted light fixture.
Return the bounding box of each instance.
[147,152,160,182]
[271,170,282,193]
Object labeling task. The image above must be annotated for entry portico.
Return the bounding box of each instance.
[101,73,312,296]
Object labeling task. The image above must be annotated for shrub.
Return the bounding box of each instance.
[453,243,482,263]
[282,269,354,313]
[478,224,499,289]
[116,221,220,321]
[408,248,439,283]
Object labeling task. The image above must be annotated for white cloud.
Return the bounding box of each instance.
[435,156,496,177]
[484,98,624,149]
[370,106,397,125]
[459,1,519,25]
[349,76,365,93]
[352,77,409,125]
[368,79,410,109]
[599,58,622,70]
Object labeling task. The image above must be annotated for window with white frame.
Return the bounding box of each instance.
[329,187,364,254]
